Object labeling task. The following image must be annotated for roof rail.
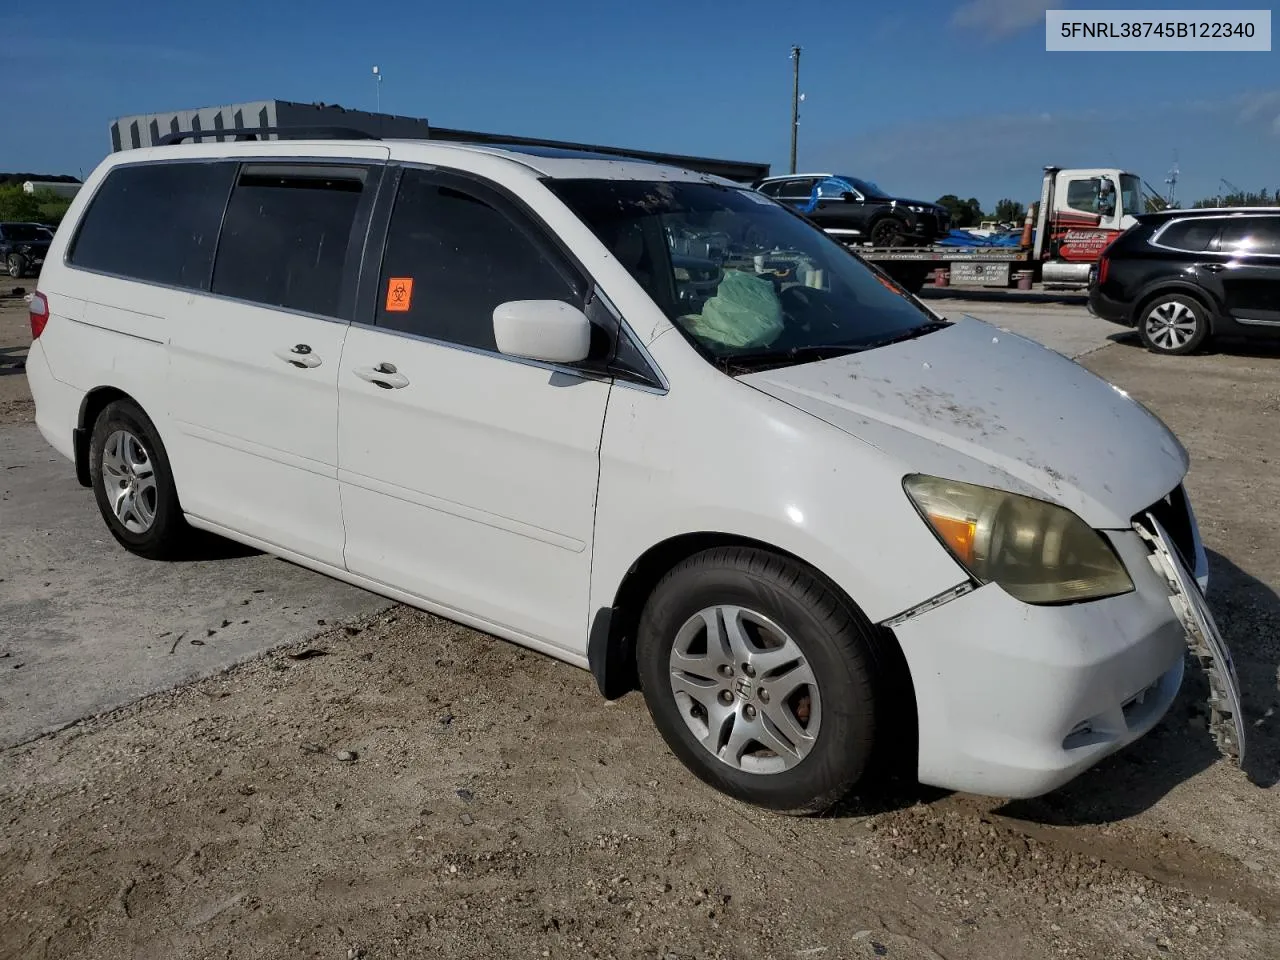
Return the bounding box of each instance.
[156,126,381,147]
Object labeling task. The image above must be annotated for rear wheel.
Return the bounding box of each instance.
[637,546,882,815]
[89,399,190,559]
[1138,293,1209,355]
[6,255,23,278]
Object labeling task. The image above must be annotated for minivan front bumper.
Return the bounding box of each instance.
[890,526,1193,798]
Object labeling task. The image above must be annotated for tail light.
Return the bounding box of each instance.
[1097,253,1110,285]
[29,291,49,339]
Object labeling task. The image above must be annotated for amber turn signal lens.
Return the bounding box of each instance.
[927,513,977,566]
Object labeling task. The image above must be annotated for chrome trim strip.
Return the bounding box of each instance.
[879,581,976,628]
[1233,315,1280,327]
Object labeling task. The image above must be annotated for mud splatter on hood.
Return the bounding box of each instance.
[740,316,1189,528]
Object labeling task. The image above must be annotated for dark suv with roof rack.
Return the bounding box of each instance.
[753,174,950,248]
[1089,208,1280,355]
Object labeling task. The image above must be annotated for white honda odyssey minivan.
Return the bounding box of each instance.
[25,132,1243,813]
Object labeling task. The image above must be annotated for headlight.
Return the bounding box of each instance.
[907,205,926,214]
[904,475,1133,604]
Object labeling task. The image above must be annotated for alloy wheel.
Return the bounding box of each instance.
[1144,300,1199,351]
[101,429,158,533]
[667,605,821,775]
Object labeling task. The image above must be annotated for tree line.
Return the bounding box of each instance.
[1190,187,1280,208]
[0,185,74,225]
[934,195,1027,228]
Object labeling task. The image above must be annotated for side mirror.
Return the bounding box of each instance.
[842,191,859,203]
[493,300,592,364]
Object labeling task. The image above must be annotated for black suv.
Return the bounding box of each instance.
[1089,209,1280,355]
[753,174,950,247]
[0,222,53,278]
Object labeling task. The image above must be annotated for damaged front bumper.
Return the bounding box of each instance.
[1136,515,1246,764]
[886,488,1245,798]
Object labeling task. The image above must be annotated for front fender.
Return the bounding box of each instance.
[589,369,970,635]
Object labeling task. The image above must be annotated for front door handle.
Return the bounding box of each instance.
[353,362,409,389]
[1203,263,1227,273]
[275,345,322,368]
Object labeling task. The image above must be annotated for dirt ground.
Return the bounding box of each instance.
[2,285,1278,960]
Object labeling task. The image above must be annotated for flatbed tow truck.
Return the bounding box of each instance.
[848,166,1165,293]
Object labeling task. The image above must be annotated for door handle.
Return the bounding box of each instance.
[353,362,409,389]
[275,345,322,368]
[1203,263,1227,273]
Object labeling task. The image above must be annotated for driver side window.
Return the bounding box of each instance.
[375,169,587,352]
[1065,178,1102,215]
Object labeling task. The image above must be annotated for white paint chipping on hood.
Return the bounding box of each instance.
[741,316,1189,529]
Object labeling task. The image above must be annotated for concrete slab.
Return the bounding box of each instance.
[0,424,391,747]
[922,292,1132,360]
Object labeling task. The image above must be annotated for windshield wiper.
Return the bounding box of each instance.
[862,320,951,350]
[720,343,866,372]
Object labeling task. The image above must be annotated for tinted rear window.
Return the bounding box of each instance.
[69,162,235,288]
[1217,216,1280,255]
[1155,219,1219,252]
[210,165,368,317]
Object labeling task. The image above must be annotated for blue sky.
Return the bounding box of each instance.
[3,0,1277,208]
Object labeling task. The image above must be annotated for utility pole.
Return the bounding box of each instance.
[789,45,801,175]
[1163,151,1179,209]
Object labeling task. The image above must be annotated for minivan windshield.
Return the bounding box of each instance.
[546,179,942,371]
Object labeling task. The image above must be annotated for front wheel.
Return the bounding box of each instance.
[1138,293,1209,355]
[637,546,882,815]
[6,255,23,278]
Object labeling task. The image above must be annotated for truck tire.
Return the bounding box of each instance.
[898,270,928,294]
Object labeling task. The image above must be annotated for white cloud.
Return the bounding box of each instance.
[951,0,1065,39]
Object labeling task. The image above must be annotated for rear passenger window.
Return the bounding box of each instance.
[211,164,368,318]
[375,170,583,351]
[1155,219,1219,252]
[69,161,235,288]
[777,178,817,200]
[1217,217,1280,256]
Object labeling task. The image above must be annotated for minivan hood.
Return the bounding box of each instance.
[740,316,1188,529]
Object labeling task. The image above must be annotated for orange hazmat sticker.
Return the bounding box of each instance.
[386,277,414,312]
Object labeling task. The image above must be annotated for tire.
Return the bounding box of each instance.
[1138,292,1209,355]
[89,399,190,559]
[898,271,927,294]
[6,255,23,279]
[869,218,906,247]
[636,546,883,815]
